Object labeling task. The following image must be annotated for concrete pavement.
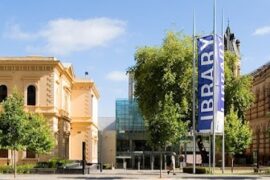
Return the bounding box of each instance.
[0,169,269,180]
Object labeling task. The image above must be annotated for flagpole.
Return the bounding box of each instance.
[212,0,217,174]
[221,8,225,174]
[192,9,196,174]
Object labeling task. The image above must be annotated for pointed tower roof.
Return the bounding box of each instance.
[224,24,240,57]
[225,25,231,36]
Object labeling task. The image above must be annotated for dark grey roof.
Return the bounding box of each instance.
[98,117,115,131]
[250,61,270,76]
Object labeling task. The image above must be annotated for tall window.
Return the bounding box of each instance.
[0,85,7,102]
[26,149,35,158]
[0,149,8,158]
[64,94,68,111]
[27,85,36,105]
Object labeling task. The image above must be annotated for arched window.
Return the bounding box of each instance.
[27,85,36,105]
[0,85,7,102]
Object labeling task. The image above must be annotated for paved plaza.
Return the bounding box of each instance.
[0,169,270,180]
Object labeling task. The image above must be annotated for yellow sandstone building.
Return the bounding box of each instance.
[0,56,99,164]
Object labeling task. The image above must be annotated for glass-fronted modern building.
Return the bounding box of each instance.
[116,99,144,132]
[115,99,152,169]
[115,73,174,169]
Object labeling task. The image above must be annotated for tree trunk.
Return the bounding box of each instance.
[231,155,234,174]
[12,150,16,179]
[11,150,13,172]
[14,150,16,179]
[159,149,162,178]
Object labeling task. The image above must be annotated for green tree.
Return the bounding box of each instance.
[148,93,188,177]
[130,32,191,177]
[224,51,254,119]
[131,32,254,174]
[0,91,55,177]
[0,91,28,178]
[25,113,55,154]
[132,32,193,122]
[224,108,252,173]
[0,92,27,150]
[223,52,253,173]
[147,93,188,149]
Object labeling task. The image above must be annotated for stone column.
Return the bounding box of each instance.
[151,154,154,170]
[164,155,167,170]
[142,154,145,169]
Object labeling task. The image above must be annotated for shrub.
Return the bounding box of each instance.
[35,162,49,168]
[0,165,13,174]
[48,159,58,168]
[57,159,73,168]
[0,164,35,174]
[263,168,270,174]
[17,164,35,174]
[35,158,73,169]
[103,163,112,169]
[183,167,209,174]
[47,157,73,168]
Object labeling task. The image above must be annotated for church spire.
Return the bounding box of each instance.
[224,23,239,55]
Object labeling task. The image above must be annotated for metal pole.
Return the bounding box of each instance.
[209,135,212,173]
[212,0,217,174]
[192,9,196,174]
[222,127,225,173]
[221,9,225,174]
[82,142,86,175]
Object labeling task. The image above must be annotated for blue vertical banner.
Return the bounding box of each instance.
[215,35,224,133]
[197,34,224,133]
[197,35,214,133]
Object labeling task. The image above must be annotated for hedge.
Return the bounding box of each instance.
[0,164,35,174]
[183,167,210,174]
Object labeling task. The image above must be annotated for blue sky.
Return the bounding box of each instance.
[0,0,270,117]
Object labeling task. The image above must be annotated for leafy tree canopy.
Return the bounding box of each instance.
[0,92,28,150]
[147,92,189,149]
[130,32,191,148]
[224,51,254,120]
[132,32,193,121]
[131,32,254,153]
[25,113,55,154]
[0,91,55,153]
[225,108,252,155]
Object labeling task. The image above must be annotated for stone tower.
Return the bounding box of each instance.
[224,24,241,76]
[128,72,135,100]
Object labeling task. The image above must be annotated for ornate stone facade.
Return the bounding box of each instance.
[246,62,270,165]
[0,56,99,164]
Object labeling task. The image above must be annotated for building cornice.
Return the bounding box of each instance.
[72,80,100,98]
[0,56,57,61]
[71,121,98,130]
[0,56,99,97]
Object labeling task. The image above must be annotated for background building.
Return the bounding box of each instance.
[116,73,173,170]
[115,98,150,168]
[246,62,270,165]
[0,56,99,164]
[98,117,116,168]
[224,25,270,165]
[116,73,152,169]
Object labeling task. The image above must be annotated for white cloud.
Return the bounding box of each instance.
[106,71,128,82]
[253,26,270,36]
[5,24,34,40]
[5,18,126,55]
